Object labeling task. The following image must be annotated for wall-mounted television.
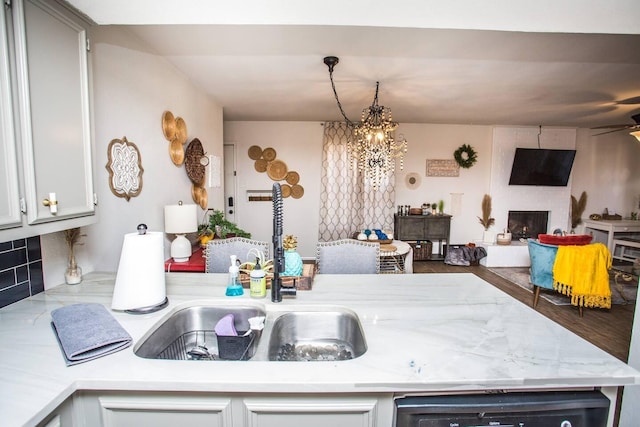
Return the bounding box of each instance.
[508,148,576,186]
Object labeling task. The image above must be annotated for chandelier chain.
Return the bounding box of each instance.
[327,68,355,126]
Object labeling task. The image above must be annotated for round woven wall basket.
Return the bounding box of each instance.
[248,145,262,160]
[185,138,205,185]
[267,160,288,181]
[254,159,268,173]
[169,139,184,166]
[162,111,176,141]
[174,117,188,145]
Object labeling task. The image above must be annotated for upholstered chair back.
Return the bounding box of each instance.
[205,237,270,273]
[316,239,380,274]
[527,238,559,290]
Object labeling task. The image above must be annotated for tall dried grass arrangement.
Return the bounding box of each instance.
[63,228,84,267]
[478,194,495,231]
[571,191,588,230]
[63,228,82,250]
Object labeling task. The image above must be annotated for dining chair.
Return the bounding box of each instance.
[316,239,380,274]
[205,237,270,273]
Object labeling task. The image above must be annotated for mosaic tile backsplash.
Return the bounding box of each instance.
[0,237,44,308]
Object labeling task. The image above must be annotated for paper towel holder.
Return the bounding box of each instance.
[112,224,169,314]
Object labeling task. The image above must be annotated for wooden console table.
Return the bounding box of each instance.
[394,214,451,260]
[582,219,640,254]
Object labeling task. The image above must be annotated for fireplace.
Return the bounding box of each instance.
[508,211,549,240]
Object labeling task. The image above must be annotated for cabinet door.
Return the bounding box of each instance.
[397,216,426,240]
[13,0,94,225]
[0,5,21,231]
[239,395,388,427]
[426,218,450,239]
[78,392,233,427]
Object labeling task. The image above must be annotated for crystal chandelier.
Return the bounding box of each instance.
[324,56,407,190]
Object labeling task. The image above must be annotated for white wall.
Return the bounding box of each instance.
[573,128,640,221]
[41,27,224,286]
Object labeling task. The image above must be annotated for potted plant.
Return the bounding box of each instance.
[197,222,214,247]
[431,202,437,215]
[438,199,444,215]
[208,209,251,239]
[478,194,495,243]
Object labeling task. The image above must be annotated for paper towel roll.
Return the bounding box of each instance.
[112,231,166,311]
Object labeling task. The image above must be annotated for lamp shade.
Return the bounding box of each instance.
[164,203,198,234]
[112,231,167,312]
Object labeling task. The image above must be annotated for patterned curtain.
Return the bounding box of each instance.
[318,122,396,241]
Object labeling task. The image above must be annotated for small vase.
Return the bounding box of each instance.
[283,249,303,276]
[65,254,82,285]
[482,230,495,244]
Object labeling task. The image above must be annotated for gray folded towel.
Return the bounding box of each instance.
[51,303,132,366]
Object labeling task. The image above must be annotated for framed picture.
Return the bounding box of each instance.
[426,159,459,177]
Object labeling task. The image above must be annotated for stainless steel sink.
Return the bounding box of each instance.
[267,309,367,361]
[134,303,266,361]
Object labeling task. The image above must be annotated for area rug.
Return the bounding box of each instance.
[488,267,638,306]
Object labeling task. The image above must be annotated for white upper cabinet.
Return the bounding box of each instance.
[0,0,96,241]
[0,3,21,230]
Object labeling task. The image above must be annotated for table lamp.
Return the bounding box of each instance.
[164,202,197,262]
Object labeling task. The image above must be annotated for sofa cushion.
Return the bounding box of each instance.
[538,234,593,246]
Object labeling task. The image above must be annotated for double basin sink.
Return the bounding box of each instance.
[134,302,367,362]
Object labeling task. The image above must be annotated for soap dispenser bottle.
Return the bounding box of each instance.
[225,255,244,296]
[249,257,266,298]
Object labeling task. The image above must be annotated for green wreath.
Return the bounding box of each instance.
[453,144,477,169]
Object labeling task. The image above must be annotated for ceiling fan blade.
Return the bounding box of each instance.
[616,96,640,105]
[592,128,631,136]
[590,124,631,130]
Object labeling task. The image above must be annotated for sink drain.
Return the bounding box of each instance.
[276,341,354,361]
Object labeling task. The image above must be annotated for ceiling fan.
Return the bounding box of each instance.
[591,113,640,136]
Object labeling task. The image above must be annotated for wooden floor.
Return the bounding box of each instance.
[413,261,636,363]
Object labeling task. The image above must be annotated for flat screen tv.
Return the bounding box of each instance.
[508,148,576,186]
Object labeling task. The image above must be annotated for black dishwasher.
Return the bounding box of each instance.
[394,390,609,427]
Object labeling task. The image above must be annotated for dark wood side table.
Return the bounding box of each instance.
[165,247,206,272]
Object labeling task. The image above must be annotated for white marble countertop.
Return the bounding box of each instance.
[2,272,639,426]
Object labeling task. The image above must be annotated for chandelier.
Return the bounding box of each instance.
[324,56,408,190]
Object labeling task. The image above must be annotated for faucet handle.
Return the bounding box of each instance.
[280,284,297,297]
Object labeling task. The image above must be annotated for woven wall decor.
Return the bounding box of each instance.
[247,144,305,198]
[106,136,143,201]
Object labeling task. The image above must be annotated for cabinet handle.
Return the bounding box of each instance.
[42,192,58,214]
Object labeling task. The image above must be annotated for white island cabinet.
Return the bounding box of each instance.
[0,0,95,242]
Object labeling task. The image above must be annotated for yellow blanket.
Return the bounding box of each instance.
[552,243,612,309]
